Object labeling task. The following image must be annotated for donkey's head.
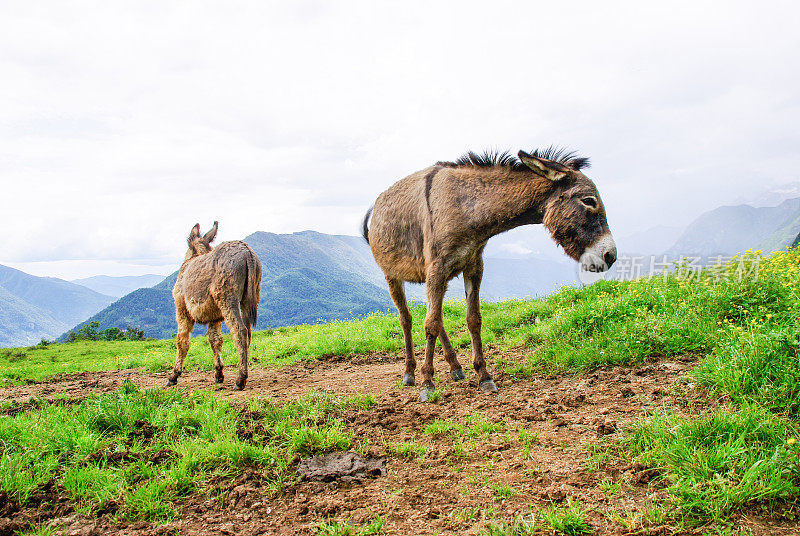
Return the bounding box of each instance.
[185,221,218,260]
[518,149,617,272]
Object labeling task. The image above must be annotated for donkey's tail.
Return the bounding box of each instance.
[361,206,373,245]
[242,251,262,328]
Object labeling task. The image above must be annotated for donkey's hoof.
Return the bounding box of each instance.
[419,387,435,402]
[402,374,415,386]
[479,379,498,394]
[214,375,224,385]
[164,379,177,388]
[234,379,246,391]
[452,368,466,382]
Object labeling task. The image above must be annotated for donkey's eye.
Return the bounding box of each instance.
[581,197,598,209]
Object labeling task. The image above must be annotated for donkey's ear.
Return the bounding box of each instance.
[189,223,201,239]
[203,221,218,243]
[518,151,569,182]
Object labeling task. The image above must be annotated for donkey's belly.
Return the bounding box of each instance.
[376,252,427,283]
[186,297,222,325]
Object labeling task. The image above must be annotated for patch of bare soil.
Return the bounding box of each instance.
[0,479,75,536]
[1,349,798,535]
[0,396,82,416]
[0,352,403,404]
[298,451,387,482]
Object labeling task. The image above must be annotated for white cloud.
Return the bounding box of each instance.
[1,0,799,277]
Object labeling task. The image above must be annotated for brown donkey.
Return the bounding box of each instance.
[167,222,262,390]
[363,147,617,401]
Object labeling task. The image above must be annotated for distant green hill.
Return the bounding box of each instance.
[65,231,393,339]
[0,264,115,347]
[665,198,800,256]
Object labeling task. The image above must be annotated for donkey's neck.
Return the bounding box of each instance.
[454,167,554,241]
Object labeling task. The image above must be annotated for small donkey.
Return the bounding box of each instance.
[167,222,262,390]
[363,147,617,401]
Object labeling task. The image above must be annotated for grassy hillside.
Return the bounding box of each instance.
[11,247,800,384]
[4,247,800,530]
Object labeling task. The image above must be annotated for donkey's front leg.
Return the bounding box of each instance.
[421,271,446,401]
[465,261,496,393]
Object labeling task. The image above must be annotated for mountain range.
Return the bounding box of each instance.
[5,194,800,347]
[0,264,115,347]
[666,198,800,257]
[71,274,165,298]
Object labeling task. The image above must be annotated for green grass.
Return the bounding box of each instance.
[607,249,800,523]
[480,501,592,536]
[625,405,800,522]
[316,516,385,535]
[539,499,592,535]
[479,515,538,535]
[19,523,60,536]
[422,414,504,439]
[517,428,540,459]
[3,248,800,527]
[317,516,386,536]
[385,441,427,459]
[693,329,800,415]
[0,386,365,521]
[489,479,517,500]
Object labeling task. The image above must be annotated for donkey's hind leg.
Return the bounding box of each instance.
[387,277,416,386]
[438,327,464,381]
[208,321,224,384]
[222,302,250,391]
[167,301,194,387]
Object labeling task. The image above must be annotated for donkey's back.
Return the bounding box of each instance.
[174,240,261,326]
[168,222,262,390]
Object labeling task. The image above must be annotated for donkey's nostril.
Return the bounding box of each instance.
[604,251,616,267]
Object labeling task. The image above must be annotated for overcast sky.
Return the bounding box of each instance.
[2,1,799,279]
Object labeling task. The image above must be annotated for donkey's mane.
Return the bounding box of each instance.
[439,146,590,172]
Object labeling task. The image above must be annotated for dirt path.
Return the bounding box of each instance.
[2,350,797,535]
[0,351,407,404]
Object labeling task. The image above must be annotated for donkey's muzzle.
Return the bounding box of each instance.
[579,233,617,273]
